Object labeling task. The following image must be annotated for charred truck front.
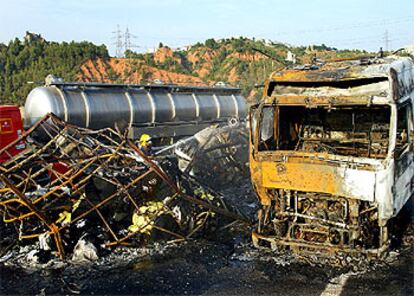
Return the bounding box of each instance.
[249,57,414,256]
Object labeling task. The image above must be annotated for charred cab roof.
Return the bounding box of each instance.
[265,56,414,106]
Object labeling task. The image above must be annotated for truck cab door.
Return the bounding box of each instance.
[249,103,262,157]
[393,101,414,216]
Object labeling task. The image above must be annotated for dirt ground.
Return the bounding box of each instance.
[0,182,413,296]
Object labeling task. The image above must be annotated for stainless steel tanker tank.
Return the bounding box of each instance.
[24,78,247,139]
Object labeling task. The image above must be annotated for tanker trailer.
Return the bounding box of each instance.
[24,75,246,143]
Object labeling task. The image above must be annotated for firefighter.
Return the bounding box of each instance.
[138,134,153,156]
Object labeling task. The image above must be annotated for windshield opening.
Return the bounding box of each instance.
[258,105,391,159]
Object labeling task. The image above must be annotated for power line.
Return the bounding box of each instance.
[112,24,123,57]
[114,15,414,43]
[124,27,131,52]
[111,25,140,57]
[270,15,414,38]
[124,26,139,52]
[383,30,391,51]
[108,15,414,54]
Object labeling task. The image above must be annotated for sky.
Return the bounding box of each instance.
[0,0,413,56]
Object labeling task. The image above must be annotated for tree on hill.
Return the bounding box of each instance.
[0,32,109,105]
[205,38,219,49]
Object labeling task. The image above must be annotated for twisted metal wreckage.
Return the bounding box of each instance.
[158,123,249,189]
[250,56,414,257]
[0,113,248,259]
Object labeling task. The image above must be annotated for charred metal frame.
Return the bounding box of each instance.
[0,114,246,259]
[249,57,414,257]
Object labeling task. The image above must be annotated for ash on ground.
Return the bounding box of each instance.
[1,179,413,295]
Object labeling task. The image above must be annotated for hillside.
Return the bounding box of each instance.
[1,33,376,105]
[78,57,205,85]
[79,38,375,102]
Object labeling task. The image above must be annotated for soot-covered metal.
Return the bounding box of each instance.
[0,114,246,259]
[250,56,414,257]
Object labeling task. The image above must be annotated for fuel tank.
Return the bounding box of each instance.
[24,77,247,134]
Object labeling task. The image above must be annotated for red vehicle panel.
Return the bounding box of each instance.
[0,106,26,163]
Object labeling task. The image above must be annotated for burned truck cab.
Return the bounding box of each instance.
[249,57,414,256]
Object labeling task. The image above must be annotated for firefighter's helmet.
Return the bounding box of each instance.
[139,134,152,146]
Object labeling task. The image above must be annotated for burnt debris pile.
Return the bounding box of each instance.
[0,114,247,260]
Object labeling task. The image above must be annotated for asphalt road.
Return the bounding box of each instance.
[0,221,413,296]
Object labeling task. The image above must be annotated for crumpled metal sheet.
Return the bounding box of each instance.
[158,124,249,190]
